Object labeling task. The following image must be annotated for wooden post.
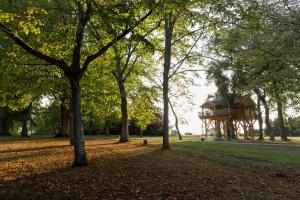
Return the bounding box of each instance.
[224,119,228,139]
[204,119,208,137]
[250,118,254,140]
[243,120,247,140]
[236,121,240,139]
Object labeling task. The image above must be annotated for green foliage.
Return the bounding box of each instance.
[32,101,60,135]
[1,0,299,140]
[206,0,300,110]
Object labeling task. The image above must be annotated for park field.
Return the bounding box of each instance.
[0,136,300,199]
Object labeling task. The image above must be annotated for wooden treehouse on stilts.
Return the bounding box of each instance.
[199,95,257,140]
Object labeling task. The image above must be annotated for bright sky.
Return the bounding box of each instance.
[173,75,296,135]
[169,71,216,135]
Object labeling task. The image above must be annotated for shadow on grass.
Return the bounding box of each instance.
[0,145,71,162]
[0,145,70,154]
[1,144,300,200]
[172,140,300,173]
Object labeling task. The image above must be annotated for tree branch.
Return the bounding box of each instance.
[169,31,204,78]
[0,23,69,74]
[123,55,139,82]
[80,8,154,76]
[73,1,92,77]
[171,27,204,46]
[121,19,162,76]
[169,69,206,78]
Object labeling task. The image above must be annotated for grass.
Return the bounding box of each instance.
[0,136,300,199]
[124,135,300,167]
[103,135,300,166]
[172,139,300,166]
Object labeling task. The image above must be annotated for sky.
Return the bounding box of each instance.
[169,71,217,135]
[174,75,296,135]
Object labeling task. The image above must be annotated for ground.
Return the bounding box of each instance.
[0,136,300,200]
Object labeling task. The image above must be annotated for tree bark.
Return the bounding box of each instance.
[168,100,182,140]
[56,98,71,137]
[20,116,28,137]
[20,106,31,137]
[56,95,74,146]
[228,121,235,140]
[118,82,129,143]
[70,79,87,166]
[254,89,273,141]
[275,93,288,141]
[0,107,11,136]
[257,98,264,140]
[216,121,222,138]
[0,119,10,136]
[104,117,110,136]
[60,102,68,137]
[67,105,74,145]
[88,110,93,135]
[162,14,174,150]
[112,45,130,143]
[265,105,274,141]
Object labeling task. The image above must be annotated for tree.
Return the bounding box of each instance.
[161,11,174,149]
[1,0,157,166]
[205,0,300,141]
[159,0,208,149]
[254,88,272,140]
[110,20,159,142]
[207,61,239,139]
[256,94,264,140]
[0,107,13,136]
[168,99,182,140]
[130,86,159,137]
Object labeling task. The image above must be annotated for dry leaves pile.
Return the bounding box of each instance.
[0,137,299,200]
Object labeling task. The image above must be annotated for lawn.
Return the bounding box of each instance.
[0,136,299,199]
[172,140,300,166]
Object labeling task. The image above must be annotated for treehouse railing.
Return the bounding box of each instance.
[198,108,239,118]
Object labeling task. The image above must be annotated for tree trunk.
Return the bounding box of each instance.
[118,82,129,143]
[104,117,110,136]
[88,110,93,135]
[257,98,264,140]
[254,89,273,141]
[20,106,30,137]
[265,105,274,141]
[243,121,247,139]
[162,14,174,150]
[67,106,74,145]
[275,94,288,141]
[228,121,235,139]
[56,100,71,137]
[168,100,182,140]
[175,120,183,140]
[70,79,87,166]
[216,121,222,138]
[57,96,74,145]
[0,119,10,136]
[0,107,11,136]
[21,116,28,137]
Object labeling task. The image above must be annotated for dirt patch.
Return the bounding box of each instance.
[0,137,299,199]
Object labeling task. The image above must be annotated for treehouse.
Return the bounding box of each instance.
[199,95,257,139]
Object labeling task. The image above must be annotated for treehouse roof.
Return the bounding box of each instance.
[201,95,255,109]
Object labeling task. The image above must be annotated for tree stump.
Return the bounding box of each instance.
[143,139,148,146]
